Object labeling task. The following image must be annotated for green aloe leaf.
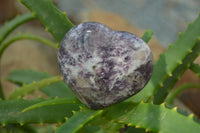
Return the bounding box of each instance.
[0,13,35,44]
[153,41,200,104]
[55,107,103,133]
[0,13,35,99]
[8,76,61,100]
[7,69,51,85]
[0,33,58,59]
[141,29,153,43]
[131,14,200,103]
[80,115,124,133]
[19,0,74,43]
[190,63,200,77]
[7,69,75,98]
[0,98,79,125]
[166,83,200,104]
[103,102,200,133]
[21,97,80,113]
[41,82,75,98]
[3,124,37,133]
[126,126,148,133]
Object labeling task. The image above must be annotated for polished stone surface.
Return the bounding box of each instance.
[58,22,153,109]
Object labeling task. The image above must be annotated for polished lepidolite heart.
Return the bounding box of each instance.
[58,22,153,109]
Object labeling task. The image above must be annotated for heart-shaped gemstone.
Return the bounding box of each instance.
[58,22,153,109]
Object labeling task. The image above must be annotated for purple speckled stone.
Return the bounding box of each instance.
[58,22,153,109]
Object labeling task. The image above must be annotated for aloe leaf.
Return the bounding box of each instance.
[7,69,51,85]
[7,69,75,98]
[0,13,35,99]
[0,98,79,125]
[55,107,103,133]
[104,102,200,133]
[153,42,200,104]
[4,124,37,133]
[19,0,74,43]
[190,63,200,77]
[8,76,61,100]
[141,29,153,43]
[79,124,103,133]
[0,83,4,99]
[131,14,200,103]
[22,97,80,113]
[41,82,75,98]
[0,33,57,100]
[80,113,124,133]
[126,126,148,133]
[98,120,124,133]
[166,83,200,104]
[0,13,35,44]
[0,33,58,59]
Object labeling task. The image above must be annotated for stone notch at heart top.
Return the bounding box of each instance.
[58,22,153,109]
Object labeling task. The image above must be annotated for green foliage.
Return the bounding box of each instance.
[41,82,75,98]
[190,63,200,77]
[0,98,80,125]
[55,107,103,133]
[103,101,200,133]
[166,83,200,104]
[21,97,80,113]
[8,76,61,100]
[3,124,37,133]
[7,69,51,85]
[0,0,200,133]
[0,33,58,59]
[141,29,153,43]
[153,42,200,104]
[0,13,35,44]
[131,14,200,103]
[7,69,75,98]
[19,0,74,43]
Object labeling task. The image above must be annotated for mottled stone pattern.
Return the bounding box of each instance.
[58,22,153,109]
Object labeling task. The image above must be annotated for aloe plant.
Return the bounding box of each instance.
[0,0,200,132]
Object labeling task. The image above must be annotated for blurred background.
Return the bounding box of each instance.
[0,0,200,118]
